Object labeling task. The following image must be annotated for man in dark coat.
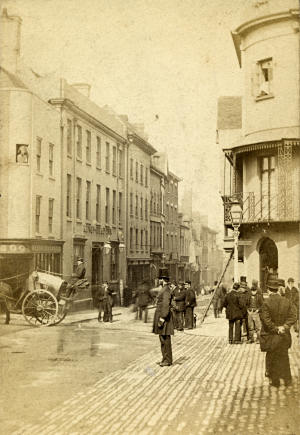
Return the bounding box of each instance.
[260,278,296,387]
[222,282,244,344]
[153,276,174,367]
[285,277,299,334]
[102,282,115,323]
[184,280,197,329]
[172,281,186,331]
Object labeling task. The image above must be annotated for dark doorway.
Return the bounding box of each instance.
[91,245,103,301]
[258,237,278,292]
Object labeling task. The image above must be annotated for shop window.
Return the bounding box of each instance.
[16,144,29,164]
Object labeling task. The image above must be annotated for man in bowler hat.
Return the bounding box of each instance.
[153,276,174,367]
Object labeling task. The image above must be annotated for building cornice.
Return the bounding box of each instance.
[49,98,127,144]
[224,138,300,157]
[150,165,165,178]
[129,132,157,155]
[232,8,299,66]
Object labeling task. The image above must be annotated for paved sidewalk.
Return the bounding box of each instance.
[12,312,299,435]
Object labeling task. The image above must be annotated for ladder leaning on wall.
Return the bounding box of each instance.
[200,250,234,325]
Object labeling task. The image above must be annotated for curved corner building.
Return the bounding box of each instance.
[218,0,300,290]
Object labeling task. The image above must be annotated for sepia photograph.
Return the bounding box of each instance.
[0,0,299,433]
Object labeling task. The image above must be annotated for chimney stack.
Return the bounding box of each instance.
[0,8,22,73]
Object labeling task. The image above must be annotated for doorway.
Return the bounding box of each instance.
[258,237,278,291]
[92,245,103,301]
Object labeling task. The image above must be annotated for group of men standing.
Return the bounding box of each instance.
[222,275,299,388]
[152,276,197,367]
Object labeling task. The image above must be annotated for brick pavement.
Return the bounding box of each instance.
[12,313,299,435]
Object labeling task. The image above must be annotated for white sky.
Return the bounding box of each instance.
[2,0,245,232]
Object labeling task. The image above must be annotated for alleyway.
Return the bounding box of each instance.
[0,303,299,435]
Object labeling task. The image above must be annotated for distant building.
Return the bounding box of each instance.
[219,0,300,289]
[0,10,128,307]
[124,118,156,291]
[164,171,181,280]
[150,153,167,281]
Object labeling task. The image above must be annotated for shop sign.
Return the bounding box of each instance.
[83,224,112,236]
[0,244,31,254]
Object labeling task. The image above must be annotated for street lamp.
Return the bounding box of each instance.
[230,200,243,283]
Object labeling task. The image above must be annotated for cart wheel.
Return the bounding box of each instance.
[22,290,58,327]
[50,300,68,325]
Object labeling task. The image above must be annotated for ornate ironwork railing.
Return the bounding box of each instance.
[223,190,300,225]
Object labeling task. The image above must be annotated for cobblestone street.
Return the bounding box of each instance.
[1,305,299,435]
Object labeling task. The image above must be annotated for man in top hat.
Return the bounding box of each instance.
[260,277,296,387]
[153,276,174,367]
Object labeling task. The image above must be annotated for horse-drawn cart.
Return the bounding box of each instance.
[0,271,89,326]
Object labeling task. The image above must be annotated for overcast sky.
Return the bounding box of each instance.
[3,0,245,232]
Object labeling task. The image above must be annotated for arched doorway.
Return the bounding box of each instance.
[258,237,278,292]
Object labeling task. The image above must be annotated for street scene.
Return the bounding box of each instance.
[1,300,299,435]
[0,0,300,434]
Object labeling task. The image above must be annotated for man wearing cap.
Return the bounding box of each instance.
[260,278,296,387]
[153,276,174,367]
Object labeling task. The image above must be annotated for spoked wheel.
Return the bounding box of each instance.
[50,300,69,326]
[22,290,58,327]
